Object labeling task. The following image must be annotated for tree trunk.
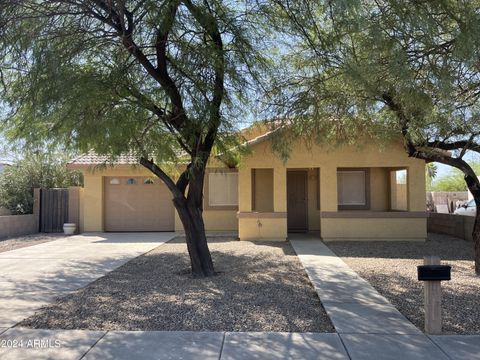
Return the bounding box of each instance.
[399,144,480,275]
[465,173,480,276]
[174,197,215,277]
[473,204,480,275]
[173,168,215,278]
[139,157,215,277]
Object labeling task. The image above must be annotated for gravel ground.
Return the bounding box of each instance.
[19,237,333,332]
[0,233,62,253]
[328,233,480,335]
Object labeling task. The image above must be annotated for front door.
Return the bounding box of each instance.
[287,170,308,232]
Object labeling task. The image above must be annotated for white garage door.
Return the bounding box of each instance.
[104,176,174,231]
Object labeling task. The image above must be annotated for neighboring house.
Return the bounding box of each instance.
[68,132,427,241]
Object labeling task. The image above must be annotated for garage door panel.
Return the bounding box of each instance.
[104,176,174,231]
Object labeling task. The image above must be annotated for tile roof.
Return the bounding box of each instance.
[68,151,140,165]
[69,124,279,166]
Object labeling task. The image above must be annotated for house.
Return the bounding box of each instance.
[68,132,427,241]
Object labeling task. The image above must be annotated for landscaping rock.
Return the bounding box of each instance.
[328,233,480,335]
[19,238,334,332]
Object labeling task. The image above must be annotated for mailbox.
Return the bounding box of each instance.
[417,265,451,281]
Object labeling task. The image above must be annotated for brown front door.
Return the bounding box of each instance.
[287,170,308,232]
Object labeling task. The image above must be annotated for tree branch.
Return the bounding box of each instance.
[426,139,480,153]
[154,0,187,129]
[176,163,192,195]
[182,0,224,156]
[140,157,183,198]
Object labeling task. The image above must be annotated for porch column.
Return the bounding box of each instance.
[408,163,426,212]
[320,165,337,212]
[273,167,287,212]
[68,187,81,234]
[238,167,252,212]
[83,175,103,231]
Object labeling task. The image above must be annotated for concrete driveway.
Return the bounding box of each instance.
[0,232,176,328]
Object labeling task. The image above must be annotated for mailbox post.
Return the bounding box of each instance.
[417,256,451,335]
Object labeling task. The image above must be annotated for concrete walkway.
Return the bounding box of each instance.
[0,233,479,359]
[290,236,480,360]
[0,328,479,360]
[0,232,175,328]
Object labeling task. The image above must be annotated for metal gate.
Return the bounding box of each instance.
[39,188,69,232]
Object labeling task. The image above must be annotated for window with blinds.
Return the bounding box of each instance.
[337,170,367,208]
[208,172,238,206]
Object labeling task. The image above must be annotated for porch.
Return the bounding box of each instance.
[237,166,427,241]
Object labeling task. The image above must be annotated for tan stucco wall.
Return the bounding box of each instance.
[238,217,287,241]
[75,137,426,241]
[370,167,389,211]
[252,169,274,212]
[67,187,84,234]
[391,170,408,211]
[321,218,427,241]
[83,175,103,231]
[174,209,238,233]
[307,168,320,231]
[80,165,238,233]
[237,139,426,241]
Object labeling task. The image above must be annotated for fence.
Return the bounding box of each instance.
[0,189,39,239]
[0,214,37,239]
[38,187,82,233]
[39,188,69,232]
[426,191,469,213]
[427,213,474,241]
[0,187,83,239]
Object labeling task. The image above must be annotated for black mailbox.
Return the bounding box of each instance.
[417,265,451,281]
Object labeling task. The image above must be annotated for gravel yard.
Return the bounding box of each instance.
[19,237,333,332]
[0,233,62,253]
[328,233,480,335]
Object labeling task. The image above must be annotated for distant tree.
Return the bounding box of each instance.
[269,0,480,274]
[431,162,480,192]
[431,171,467,192]
[0,153,83,214]
[0,1,268,277]
[426,163,438,191]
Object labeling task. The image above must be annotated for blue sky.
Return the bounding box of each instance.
[436,163,453,178]
[434,152,480,179]
[0,136,15,161]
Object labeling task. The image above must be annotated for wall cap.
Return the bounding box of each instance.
[237,212,287,219]
[321,211,428,219]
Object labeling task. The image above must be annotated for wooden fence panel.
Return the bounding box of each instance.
[39,188,69,233]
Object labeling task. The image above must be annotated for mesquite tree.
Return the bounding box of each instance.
[268,0,480,274]
[0,1,267,277]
